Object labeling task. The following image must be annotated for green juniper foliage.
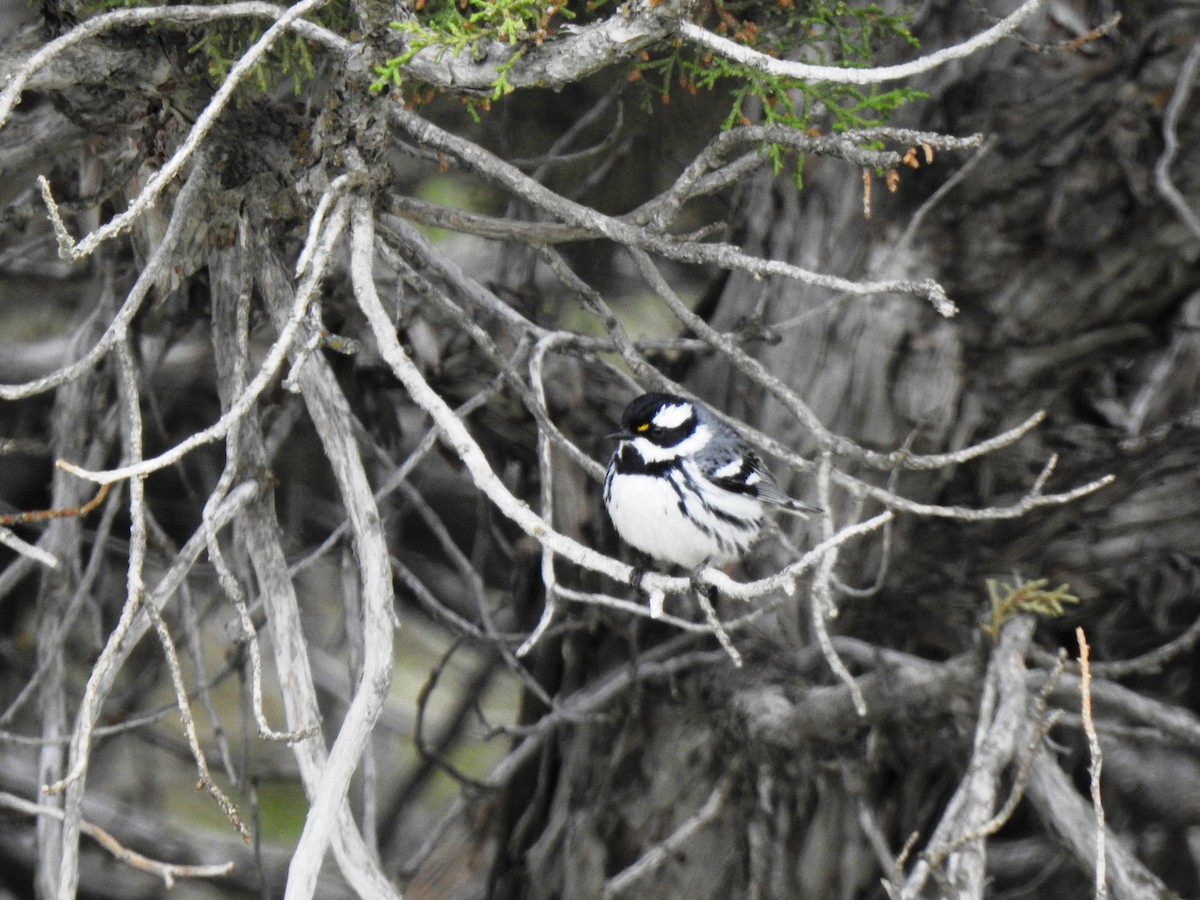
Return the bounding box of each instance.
[190,26,318,93]
[983,578,1081,639]
[374,0,923,178]
[635,3,920,128]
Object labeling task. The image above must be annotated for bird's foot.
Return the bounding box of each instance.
[687,560,717,602]
[628,558,652,594]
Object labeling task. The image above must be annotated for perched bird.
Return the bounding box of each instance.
[603,392,817,569]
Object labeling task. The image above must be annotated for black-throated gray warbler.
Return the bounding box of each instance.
[603,392,817,569]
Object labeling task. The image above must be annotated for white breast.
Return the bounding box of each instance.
[604,464,764,568]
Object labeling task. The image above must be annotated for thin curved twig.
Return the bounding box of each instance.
[634,127,982,232]
[0,791,235,887]
[1154,40,1200,242]
[52,336,153,899]
[387,106,957,312]
[0,152,212,401]
[678,0,1047,86]
[809,454,867,715]
[602,775,734,898]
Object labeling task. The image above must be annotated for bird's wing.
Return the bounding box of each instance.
[701,444,818,514]
[702,451,765,496]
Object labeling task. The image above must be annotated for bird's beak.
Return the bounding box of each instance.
[607,430,630,441]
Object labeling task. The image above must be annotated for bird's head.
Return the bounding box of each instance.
[610,393,709,462]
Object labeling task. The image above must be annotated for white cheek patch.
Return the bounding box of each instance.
[651,403,693,429]
[671,424,710,458]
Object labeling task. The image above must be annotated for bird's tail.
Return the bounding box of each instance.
[778,498,821,517]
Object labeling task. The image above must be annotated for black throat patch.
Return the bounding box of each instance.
[610,444,676,477]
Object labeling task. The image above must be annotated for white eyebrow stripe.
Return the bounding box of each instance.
[651,402,693,429]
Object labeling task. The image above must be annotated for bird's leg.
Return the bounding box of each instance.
[628,552,654,595]
[687,558,713,602]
